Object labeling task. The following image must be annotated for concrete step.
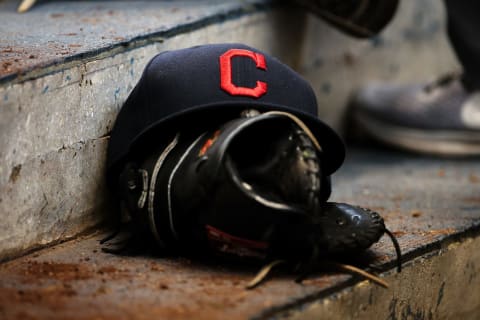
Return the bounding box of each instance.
[0,147,479,319]
[0,0,458,262]
[2,1,479,318]
[0,0,297,261]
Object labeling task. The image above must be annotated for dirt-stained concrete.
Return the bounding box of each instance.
[285,237,480,320]
[1,147,479,319]
[0,233,352,320]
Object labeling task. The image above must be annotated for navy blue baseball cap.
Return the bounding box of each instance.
[107,43,345,183]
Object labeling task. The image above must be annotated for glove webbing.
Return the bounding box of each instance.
[262,111,323,152]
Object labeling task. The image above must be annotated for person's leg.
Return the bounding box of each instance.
[444,1,480,90]
[347,2,480,156]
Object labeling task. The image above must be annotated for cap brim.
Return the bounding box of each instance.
[126,101,345,176]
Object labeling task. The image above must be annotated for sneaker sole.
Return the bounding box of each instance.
[355,112,480,156]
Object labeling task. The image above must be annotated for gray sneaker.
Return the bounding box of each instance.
[350,73,480,156]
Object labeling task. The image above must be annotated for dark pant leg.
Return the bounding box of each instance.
[444,1,480,90]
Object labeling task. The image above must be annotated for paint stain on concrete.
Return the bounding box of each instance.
[321,82,331,94]
[313,57,323,68]
[9,164,22,183]
[114,88,120,100]
[436,281,445,309]
[387,298,398,320]
[370,36,384,48]
[130,57,135,77]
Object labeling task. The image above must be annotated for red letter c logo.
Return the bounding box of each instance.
[219,49,267,98]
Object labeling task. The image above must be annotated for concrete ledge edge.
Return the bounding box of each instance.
[253,221,480,320]
[0,0,275,86]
